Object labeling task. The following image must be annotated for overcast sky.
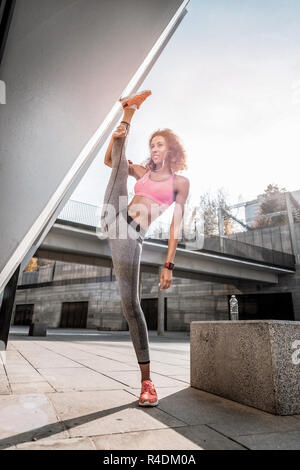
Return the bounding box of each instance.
[71,0,300,220]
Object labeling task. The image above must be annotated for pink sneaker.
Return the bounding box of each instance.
[139,380,159,407]
[119,90,152,110]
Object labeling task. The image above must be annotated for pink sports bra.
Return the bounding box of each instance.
[134,170,176,208]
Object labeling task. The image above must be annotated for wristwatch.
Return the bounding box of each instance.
[164,262,175,271]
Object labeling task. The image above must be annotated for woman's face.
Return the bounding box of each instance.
[150,135,169,166]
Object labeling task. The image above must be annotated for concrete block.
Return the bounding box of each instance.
[191,321,300,415]
[28,323,47,337]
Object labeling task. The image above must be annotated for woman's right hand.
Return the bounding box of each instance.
[112,124,127,140]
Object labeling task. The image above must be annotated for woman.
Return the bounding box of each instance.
[101,90,190,407]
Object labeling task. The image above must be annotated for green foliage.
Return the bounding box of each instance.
[253,184,288,228]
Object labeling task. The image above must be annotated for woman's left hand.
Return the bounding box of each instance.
[159,268,173,290]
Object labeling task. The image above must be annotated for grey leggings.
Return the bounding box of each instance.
[101,122,150,364]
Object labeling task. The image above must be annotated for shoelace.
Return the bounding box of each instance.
[141,381,156,395]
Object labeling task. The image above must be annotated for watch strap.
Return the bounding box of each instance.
[164,262,175,271]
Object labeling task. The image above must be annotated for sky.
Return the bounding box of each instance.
[71,0,300,220]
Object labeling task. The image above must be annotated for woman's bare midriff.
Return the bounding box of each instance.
[127,195,166,231]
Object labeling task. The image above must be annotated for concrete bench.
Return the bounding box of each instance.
[28,323,47,337]
[190,320,300,415]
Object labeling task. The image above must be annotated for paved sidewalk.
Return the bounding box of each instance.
[0,327,300,450]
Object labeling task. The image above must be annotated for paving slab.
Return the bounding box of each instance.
[4,351,24,364]
[149,354,189,366]
[35,342,113,359]
[93,425,242,451]
[207,414,300,438]
[234,430,300,450]
[0,393,68,448]
[47,390,186,438]
[16,437,96,450]
[69,357,139,372]
[37,367,124,391]
[70,343,136,358]
[169,375,190,383]
[92,427,201,450]
[91,424,246,451]
[13,354,84,369]
[156,386,300,434]
[0,380,10,395]
[41,346,129,364]
[175,424,247,450]
[104,371,187,388]
[124,385,190,401]
[11,382,55,394]
[152,356,190,363]
[4,364,43,384]
[79,352,138,366]
[21,341,140,371]
[152,387,235,425]
[147,361,190,376]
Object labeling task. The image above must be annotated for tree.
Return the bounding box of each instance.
[193,188,233,236]
[252,184,288,228]
[24,257,38,272]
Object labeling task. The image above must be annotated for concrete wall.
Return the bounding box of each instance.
[13,258,300,330]
[225,222,300,321]
[13,261,232,331]
[141,273,229,331]
[228,223,295,254]
[15,262,127,330]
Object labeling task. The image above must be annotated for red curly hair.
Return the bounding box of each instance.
[142,129,188,174]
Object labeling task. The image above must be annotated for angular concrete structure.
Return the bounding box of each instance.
[190,321,300,415]
[0,0,189,293]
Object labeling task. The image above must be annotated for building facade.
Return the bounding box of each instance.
[11,192,300,332]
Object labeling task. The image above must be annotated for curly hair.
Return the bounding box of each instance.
[142,129,188,174]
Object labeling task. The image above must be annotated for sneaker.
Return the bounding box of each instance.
[119,90,152,110]
[139,380,159,407]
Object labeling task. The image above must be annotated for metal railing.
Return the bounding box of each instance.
[199,235,295,270]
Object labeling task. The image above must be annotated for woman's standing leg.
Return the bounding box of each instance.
[108,227,150,365]
[108,222,158,405]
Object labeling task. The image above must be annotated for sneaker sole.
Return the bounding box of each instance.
[138,400,159,407]
[119,90,152,103]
